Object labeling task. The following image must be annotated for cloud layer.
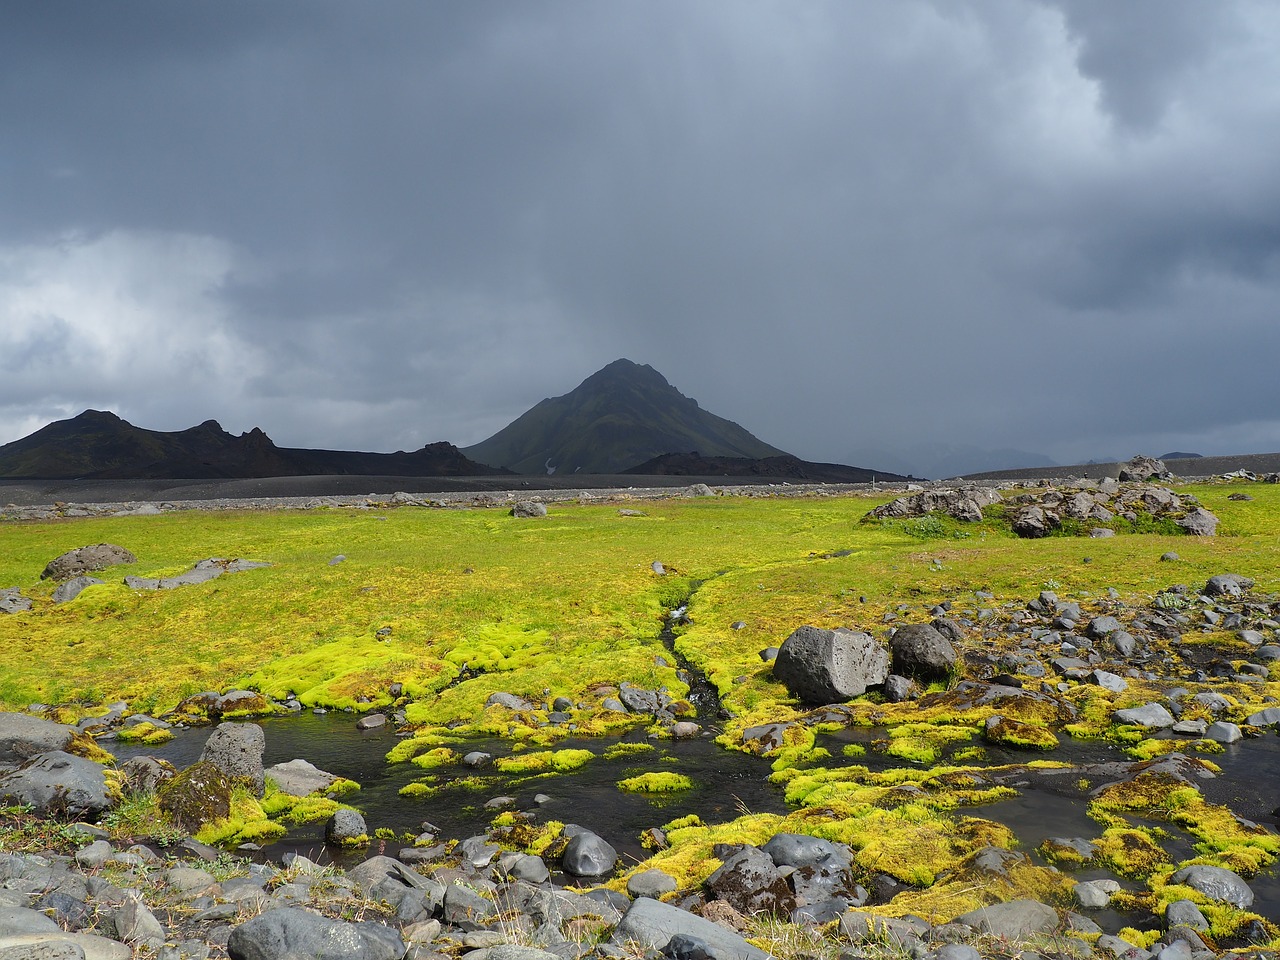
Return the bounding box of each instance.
[4,1,1278,472]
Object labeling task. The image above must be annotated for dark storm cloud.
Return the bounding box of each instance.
[2,1,1278,472]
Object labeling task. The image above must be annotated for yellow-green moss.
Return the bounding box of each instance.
[603,741,656,760]
[493,748,595,774]
[115,722,175,746]
[411,747,458,770]
[617,772,694,793]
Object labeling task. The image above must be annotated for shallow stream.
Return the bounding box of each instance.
[109,713,1280,920]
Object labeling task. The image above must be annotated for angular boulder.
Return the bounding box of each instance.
[1118,456,1171,482]
[41,544,136,581]
[199,722,266,797]
[1176,508,1219,537]
[0,751,111,819]
[773,626,889,704]
[0,713,77,764]
[706,846,795,916]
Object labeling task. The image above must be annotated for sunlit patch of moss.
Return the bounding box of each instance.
[841,742,867,758]
[493,748,594,774]
[1116,927,1163,950]
[398,779,440,799]
[65,730,115,764]
[325,777,360,798]
[1125,737,1222,761]
[952,745,986,762]
[195,787,288,847]
[1195,902,1279,946]
[885,723,975,764]
[984,717,1058,751]
[385,732,462,763]
[489,811,566,857]
[1092,826,1171,879]
[603,741,656,760]
[411,747,458,770]
[115,722,174,746]
[617,772,694,793]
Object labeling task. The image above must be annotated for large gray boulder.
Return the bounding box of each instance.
[955,899,1059,939]
[773,626,889,704]
[1170,865,1254,909]
[265,759,339,797]
[1114,703,1175,729]
[561,831,617,877]
[0,713,77,764]
[0,751,111,819]
[199,722,266,797]
[1119,456,1171,482]
[611,896,770,960]
[226,906,405,960]
[1176,508,1219,537]
[0,931,131,959]
[41,544,136,581]
[1204,574,1254,597]
[889,624,956,681]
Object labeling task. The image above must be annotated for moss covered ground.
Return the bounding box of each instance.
[5,480,1280,940]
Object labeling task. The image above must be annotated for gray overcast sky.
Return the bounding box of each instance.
[3,1,1279,475]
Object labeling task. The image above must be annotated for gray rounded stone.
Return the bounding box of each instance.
[324,809,368,846]
[1170,865,1253,908]
[561,831,617,877]
[627,868,677,899]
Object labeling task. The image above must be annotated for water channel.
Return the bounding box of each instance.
[108,710,1280,921]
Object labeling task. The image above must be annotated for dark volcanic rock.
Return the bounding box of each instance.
[706,846,796,916]
[158,761,233,834]
[889,623,956,681]
[41,543,136,581]
[773,626,889,704]
[199,722,266,797]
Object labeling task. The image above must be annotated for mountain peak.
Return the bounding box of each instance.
[461,360,786,473]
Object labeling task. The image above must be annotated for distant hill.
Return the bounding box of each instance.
[624,452,910,483]
[1159,451,1202,460]
[846,441,1056,481]
[0,410,508,479]
[461,359,788,474]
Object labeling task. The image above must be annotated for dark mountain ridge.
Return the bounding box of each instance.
[461,358,787,474]
[0,410,508,480]
[624,452,911,483]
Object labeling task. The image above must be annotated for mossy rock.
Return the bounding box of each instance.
[984,716,1059,751]
[157,760,232,834]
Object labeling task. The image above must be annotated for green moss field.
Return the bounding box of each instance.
[0,482,1276,729]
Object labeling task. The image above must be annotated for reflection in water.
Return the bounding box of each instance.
[109,713,1280,917]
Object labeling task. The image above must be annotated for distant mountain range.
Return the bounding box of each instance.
[0,410,507,480]
[0,359,902,481]
[461,359,788,474]
[624,452,908,483]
